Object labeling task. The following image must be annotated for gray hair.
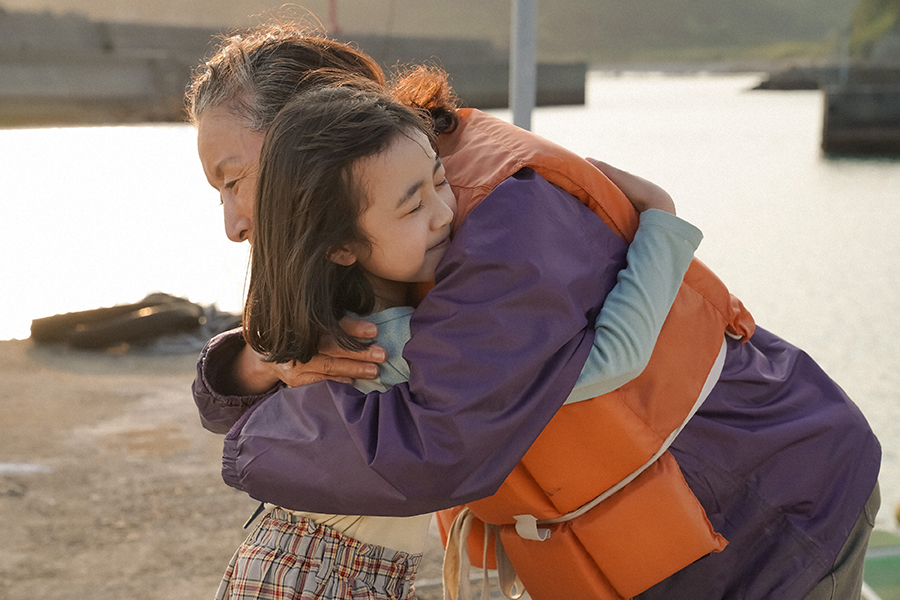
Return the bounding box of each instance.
[185,23,386,131]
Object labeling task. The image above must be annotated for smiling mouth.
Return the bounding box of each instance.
[428,237,450,252]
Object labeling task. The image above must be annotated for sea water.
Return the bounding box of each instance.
[3,72,899,526]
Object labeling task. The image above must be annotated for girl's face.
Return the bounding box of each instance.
[334,129,456,308]
[197,105,263,243]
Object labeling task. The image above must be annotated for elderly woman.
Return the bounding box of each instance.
[187,24,880,600]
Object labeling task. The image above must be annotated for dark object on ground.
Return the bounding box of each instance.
[30,292,239,351]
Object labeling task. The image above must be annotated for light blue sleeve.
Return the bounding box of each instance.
[565,209,703,404]
[351,307,414,394]
[353,210,701,405]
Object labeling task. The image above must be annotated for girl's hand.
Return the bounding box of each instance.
[233,316,385,393]
[587,159,676,215]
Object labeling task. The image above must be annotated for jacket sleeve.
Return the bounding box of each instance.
[192,328,280,434]
[566,209,703,403]
[222,169,630,516]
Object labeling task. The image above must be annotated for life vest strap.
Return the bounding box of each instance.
[444,508,525,600]
[513,514,551,541]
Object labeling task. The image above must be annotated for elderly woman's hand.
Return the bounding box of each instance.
[233,316,385,393]
[277,317,386,387]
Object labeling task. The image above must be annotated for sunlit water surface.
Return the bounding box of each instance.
[4,72,899,526]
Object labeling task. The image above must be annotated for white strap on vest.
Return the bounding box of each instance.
[513,514,551,541]
[443,507,525,600]
[443,336,727,599]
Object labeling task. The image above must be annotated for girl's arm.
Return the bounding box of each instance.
[566,159,700,402]
[567,208,701,403]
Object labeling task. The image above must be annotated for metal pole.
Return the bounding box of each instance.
[510,0,537,131]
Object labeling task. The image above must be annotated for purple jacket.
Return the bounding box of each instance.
[194,169,880,598]
[638,326,880,598]
[196,169,628,515]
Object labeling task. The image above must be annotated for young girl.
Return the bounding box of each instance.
[221,84,704,599]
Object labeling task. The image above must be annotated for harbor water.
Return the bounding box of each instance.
[3,71,899,527]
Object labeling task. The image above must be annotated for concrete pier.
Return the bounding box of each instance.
[753,60,900,155]
[0,10,585,127]
[755,65,900,90]
[0,11,216,126]
[335,33,586,109]
[822,85,900,155]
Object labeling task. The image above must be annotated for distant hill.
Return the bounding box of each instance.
[2,0,858,63]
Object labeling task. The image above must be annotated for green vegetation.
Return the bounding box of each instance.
[849,0,900,57]
[533,0,855,64]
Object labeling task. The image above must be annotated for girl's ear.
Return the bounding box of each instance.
[328,246,358,267]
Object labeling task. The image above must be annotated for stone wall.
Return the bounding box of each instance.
[0,10,584,127]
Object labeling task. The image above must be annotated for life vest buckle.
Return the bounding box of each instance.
[513,514,551,541]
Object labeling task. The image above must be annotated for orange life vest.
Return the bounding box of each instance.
[434,109,755,599]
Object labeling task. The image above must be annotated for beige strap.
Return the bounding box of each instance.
[443,508,525,600]
[442,507,474,600]
[493,526,526,599]
[513,513,551,541]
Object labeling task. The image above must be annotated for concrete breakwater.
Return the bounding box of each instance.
[0,11,215,126]
[822,85,900,155]
[0,10,585,127]
[342,33,586,109]
[755,64,900,155]
[754,64,900,90]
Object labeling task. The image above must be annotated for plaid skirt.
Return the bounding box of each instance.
[215,508,422,600]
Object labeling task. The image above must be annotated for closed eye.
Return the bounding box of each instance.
[224,172,249,192]
[219,177,241,206]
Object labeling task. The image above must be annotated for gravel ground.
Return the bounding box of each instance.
[0,339,461,600]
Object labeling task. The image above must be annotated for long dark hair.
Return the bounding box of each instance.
[243,85,435,364]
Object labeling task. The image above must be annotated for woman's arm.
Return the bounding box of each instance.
[227,318,386,394]
[215,168,704,516]
[223,171,620,516]
[192,316,385,433]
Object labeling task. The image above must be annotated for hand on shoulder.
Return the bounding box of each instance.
[587,159,676,215]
